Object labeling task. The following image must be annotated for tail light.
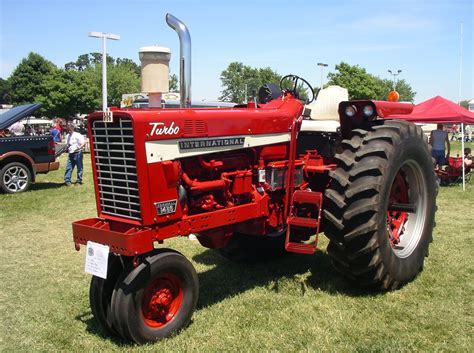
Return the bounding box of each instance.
[48,140,55,155]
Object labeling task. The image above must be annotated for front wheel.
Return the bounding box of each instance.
[0,162,32,193]
[89,254,129,337]
[324,120,437,290]
[111,249,198,343]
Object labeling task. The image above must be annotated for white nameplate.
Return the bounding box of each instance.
[85,241,109,279]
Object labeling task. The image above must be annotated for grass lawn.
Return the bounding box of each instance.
[0,151,473,351]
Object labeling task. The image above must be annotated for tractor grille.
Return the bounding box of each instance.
[91,119,141,221]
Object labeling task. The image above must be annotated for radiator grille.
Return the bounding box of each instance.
[92,119,141,220]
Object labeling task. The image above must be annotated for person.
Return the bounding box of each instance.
[64,124,86,186]
[430,123,450,167]
[464,148,473,168]
[50,125,61,143]
[9,121,24,136]
[450,124,458,141]
[465,124,472,142]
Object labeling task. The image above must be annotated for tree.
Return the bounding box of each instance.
[327,62,381,100]
[36,68,100,118]
[9,52,55,105]
[66,53,178,94]
[0,78,11,104]
[116,58,141,76]
[460,100,469,109]
[169,74,178,92]
[327,62,416,102]
[379,78,416,103]
[36,68,75,118]
[220,62,281,103]
[65,53,115,72]
[107,64,140,107]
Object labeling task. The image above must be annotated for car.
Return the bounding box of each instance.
[0,103,65,193]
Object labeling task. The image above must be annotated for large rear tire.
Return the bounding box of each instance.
[111,249,198,344]
[324,120,437,290]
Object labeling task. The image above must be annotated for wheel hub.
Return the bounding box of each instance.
[387,171,409,247]
[386,160,428,258]
[142,274,183,327]
[4,166,28,192]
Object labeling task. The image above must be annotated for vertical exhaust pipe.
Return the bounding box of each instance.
[166,13,191,108]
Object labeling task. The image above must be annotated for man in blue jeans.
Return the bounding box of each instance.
[64,124,86,186]
[430,123,450,168]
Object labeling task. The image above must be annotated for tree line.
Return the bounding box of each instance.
[1,52,423,119]
[219,61,417,103]
[0,52,178,118]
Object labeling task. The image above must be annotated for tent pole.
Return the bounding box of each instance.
[461,123,465,191]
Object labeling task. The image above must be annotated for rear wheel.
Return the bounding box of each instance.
[0,162,31,193]
[324,120,437,290]
[111,249,198,343]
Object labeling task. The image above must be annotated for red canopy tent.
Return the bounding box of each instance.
[390,95,474,190]
[390,95,474,124]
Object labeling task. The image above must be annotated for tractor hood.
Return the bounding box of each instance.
[0,103,43,130]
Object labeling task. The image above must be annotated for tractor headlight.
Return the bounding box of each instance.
[345,105,357,117]
[363,105,374,117]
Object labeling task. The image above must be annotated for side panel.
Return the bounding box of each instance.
[145,133,291,163]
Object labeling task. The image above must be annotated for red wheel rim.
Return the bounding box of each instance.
[387,171,409,248]
[142,273,184,328]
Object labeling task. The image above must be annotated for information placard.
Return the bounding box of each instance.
[85,241,109,279]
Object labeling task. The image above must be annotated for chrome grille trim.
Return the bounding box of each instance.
[92,119,141,221]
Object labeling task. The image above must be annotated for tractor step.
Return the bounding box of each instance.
[287,216,319,228]
[285,242,316,255]
[285,190,323,255]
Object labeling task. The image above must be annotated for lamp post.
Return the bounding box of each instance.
[88,32,120,120]
[317,62,328,89]
[387,69,402,89]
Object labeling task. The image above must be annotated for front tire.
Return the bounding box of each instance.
[324,120,437,290]
[89,254,129,337]
[0,162,32,193]
[111,249,198,343]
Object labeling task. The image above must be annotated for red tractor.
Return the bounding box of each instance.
[72,14,437,343]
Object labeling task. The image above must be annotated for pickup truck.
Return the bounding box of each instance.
[0,103,64,193]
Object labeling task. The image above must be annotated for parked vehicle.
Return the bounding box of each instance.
[72,14,437,343]
[0,103,64,193]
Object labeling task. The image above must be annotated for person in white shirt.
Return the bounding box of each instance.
[465,124,472,142]
[9,121,24,136]
[64,124,86,186]
[430,123,450,167]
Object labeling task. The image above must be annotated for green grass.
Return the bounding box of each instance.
[1,153,473,351]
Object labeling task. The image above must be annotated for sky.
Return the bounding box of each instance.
[0,0,472,103]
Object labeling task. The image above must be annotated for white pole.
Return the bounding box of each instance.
[458,21,465,191]
[461,123,465,190]
[317,63,328,90]
[88,32,120,121]
[102,36,107,113]
[458,22,463,105]
[320,66,324,89]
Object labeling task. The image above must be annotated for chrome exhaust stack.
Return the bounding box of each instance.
[166,13,191,108]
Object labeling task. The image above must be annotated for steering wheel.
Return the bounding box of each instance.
[279,74,315,104]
